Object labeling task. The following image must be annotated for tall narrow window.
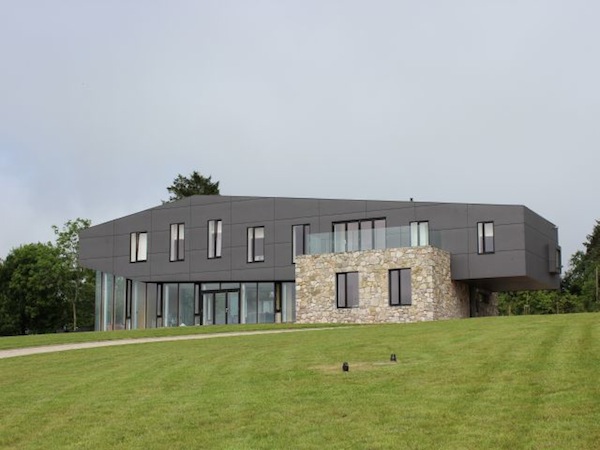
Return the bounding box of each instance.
[208,219,222,259]
[170,223,185,261]
[247,226,265,262]
[336,272,359,308]
[477,222,495,254]
[389,269,412,306]
[410,221,429,246]
[130,232,148,262]
[332,218,386,252]
[292,224,310,263]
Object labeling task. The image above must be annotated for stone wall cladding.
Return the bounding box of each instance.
[295,246,470,324]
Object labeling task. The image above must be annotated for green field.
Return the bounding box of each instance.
[1,314,599,449]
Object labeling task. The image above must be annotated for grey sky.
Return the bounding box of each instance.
[1,1,598,267]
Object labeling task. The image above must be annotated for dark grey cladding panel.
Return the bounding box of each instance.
[190,226,208,251]
[151,206,190,231]
[190,202,232,228]
[189,250,230,272]
[230,244,275,271]
[113,210,153,235]
[413,204,469,230]
[150,259,190,278]
[81,220,114,238]
[80,235,114,259]
[190,195,247,206]
[450,254,470,280]
[439,228,469,254]
[318,199,367,215]
[275,266,295,280]
[467,204,525,225]
[524,207,558,234]
[468,250,527,279]
[114,234,131,257]
[150,230,170,254]
[494,224,526,252]
[524,224,557,261]
[155,196,192,209]
[114,256,151,279]
[81,257,114,274]
[231,198,275,224]
[365,200,413,212]
[274,242,293,267]
[274,198,320,220]
[189,270,233,282]
[526,252,561,290]
[231,266,276,281]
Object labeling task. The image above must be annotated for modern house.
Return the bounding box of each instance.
[79,196,561,331]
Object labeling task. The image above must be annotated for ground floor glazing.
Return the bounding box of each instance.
[95,272,296,331]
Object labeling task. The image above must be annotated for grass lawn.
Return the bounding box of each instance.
[1,313,599,449]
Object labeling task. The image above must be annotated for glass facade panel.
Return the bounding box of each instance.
[478,222,494,254]
[254,227,264,261]
[179,283,195,326]
[202,293,214,325]
[336,273,346,308]
[333,223,345,252]
[146,284,157,328]
[95,271,102,331]
[214,292,227,325]
[374,219,386,249]
[346,272,359,307]
[228,292,240,324]
[132,281,146,329]
[208,220,215,258]
[164,284,179,327]
[419,222,429,246]
[360,221,372,250]
[281,283,296,323]
[138,233,148,260]
[102,273,113,331]
[400,269,412,305]
[114,276,126,330]
[243,283,258,324]
[258,283,275,323]
[389,269,399,306]
[293,224,310,263]
[216,220,222,257]
[347,222,359,251]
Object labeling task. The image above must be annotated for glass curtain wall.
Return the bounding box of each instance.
[281,282,296,323]
[179,283,195,326]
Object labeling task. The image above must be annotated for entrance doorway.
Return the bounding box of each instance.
[202,290,240,325]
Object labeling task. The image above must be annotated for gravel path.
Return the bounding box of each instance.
[0,327,338,360]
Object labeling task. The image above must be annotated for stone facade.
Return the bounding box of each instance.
[295,246,471,324]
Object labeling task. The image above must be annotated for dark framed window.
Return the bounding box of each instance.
[292,224,310,263]
[389,269,412,306]
[208,219,222,259]
[130,232,148,262]
[477,222,495,254]
[247,226,265,262]
[332,218,386,252]
[170,223,185,262]
[336,272,359,308]
[410,221,429,246]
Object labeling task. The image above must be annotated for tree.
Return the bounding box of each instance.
[165,171,220,202]
[52,219,96,331]
[0,243,67,335]
[563,220,600,311]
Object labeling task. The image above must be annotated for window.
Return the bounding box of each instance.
[208,219,222,259]
[333,218,386,252]
[292,224,310,263]
[247,226,265,262]
[170,223,185,261]
[336,272,359,308]
[389,269,412,306]
[477,222,494,254]
[410,221,429,246]
[130,232,148,262]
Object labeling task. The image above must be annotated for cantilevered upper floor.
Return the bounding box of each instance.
[79,195,561,291]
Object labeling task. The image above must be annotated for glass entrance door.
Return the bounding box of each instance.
[203,290,240,325]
